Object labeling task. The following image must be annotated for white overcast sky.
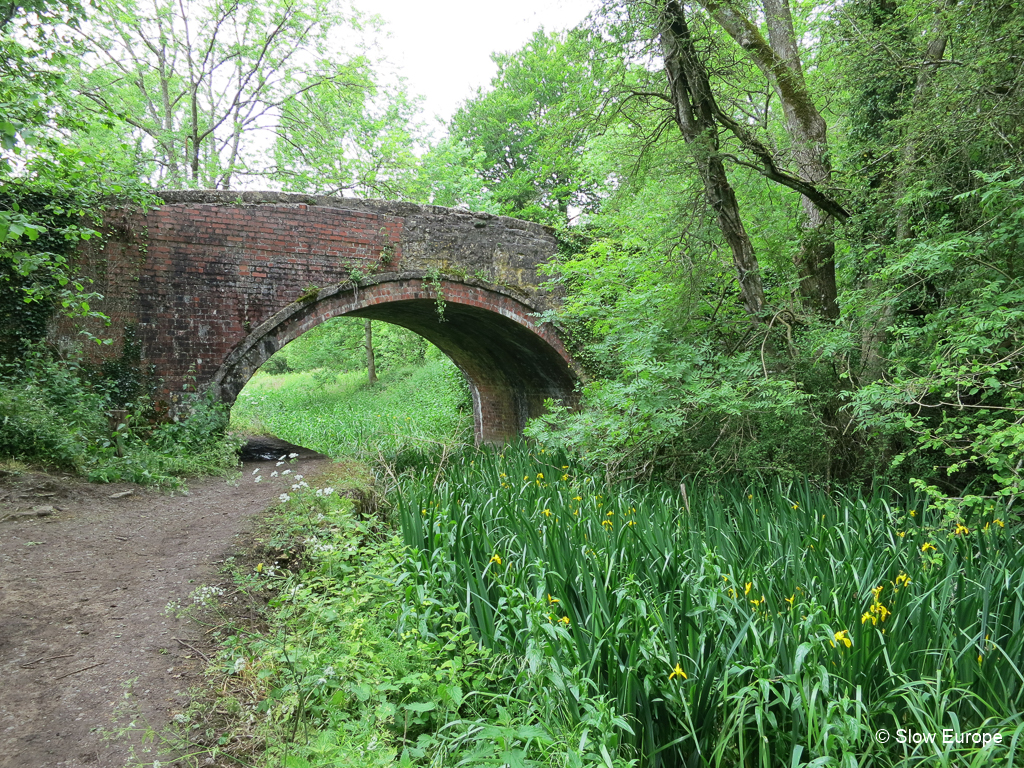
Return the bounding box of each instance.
[361,0,597,128]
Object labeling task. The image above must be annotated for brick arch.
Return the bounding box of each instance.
[64,192,582,444]
[210,274,579,445]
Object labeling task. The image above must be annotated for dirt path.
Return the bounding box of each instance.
[0,439,329,768]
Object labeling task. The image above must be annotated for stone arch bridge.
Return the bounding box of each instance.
[66,191,579,445]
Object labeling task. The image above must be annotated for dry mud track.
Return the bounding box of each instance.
[0,439,328,768]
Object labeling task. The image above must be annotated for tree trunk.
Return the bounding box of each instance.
[190,88,201,184]
[364,319,377,385]
[700,0,840,319]
[895,1,952,243]
[660,0,767,318]
[155,31,179,186]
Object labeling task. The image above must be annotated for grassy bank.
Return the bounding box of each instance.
[170,470,449,768]
[230,356,472,467]
[175,449,1023,767]
[171,459,629,768]
[188,359,1024,767]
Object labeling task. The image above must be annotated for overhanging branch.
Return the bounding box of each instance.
[713,107,850,221]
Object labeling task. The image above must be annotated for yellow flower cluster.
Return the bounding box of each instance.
[862,582,899,627]
[862,601,890,626]
[546,600,571,626]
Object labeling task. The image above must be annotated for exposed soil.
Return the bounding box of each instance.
[0,438,330,768]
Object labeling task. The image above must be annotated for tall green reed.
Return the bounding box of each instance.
[395,447,1024,767]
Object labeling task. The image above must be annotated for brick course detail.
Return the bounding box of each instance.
[62,191,580,445]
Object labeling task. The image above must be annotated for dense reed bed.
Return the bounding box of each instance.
[396,448,1024,767]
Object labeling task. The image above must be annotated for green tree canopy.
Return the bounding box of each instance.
[448,28,615,225]
[69,0,412,190]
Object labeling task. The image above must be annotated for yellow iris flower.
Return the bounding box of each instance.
[833,630,852,648]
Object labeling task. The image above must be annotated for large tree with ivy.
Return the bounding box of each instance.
[511,0,1024,503]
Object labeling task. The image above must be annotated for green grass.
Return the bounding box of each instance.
[395,447,1024,767]
[230,357,472,466]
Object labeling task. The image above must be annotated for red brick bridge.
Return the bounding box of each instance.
[69,191,580,445]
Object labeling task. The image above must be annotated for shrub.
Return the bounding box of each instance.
[0,351,240,485]
[261,354,292,375]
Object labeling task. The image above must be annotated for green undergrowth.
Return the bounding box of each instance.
[0,353,241,487]
[166,465,523,768]
[230,356,472,469]
[395,447,1024,767]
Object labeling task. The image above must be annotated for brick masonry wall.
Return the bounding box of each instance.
[136,202,402,394]
[63,192,578,443]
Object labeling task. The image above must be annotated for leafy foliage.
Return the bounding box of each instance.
[260,317,430,376]
[396,446,1024,767]
[404,136,499,213]
[1,0,146,349]
[0,352,240,485]
[68,0,401,190]
[0,0,235,485]
[850,171,1024,517]
[447,28,613,224]
[528,234,842,482]
[272,72,423,197]
[451,0,1024,506]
